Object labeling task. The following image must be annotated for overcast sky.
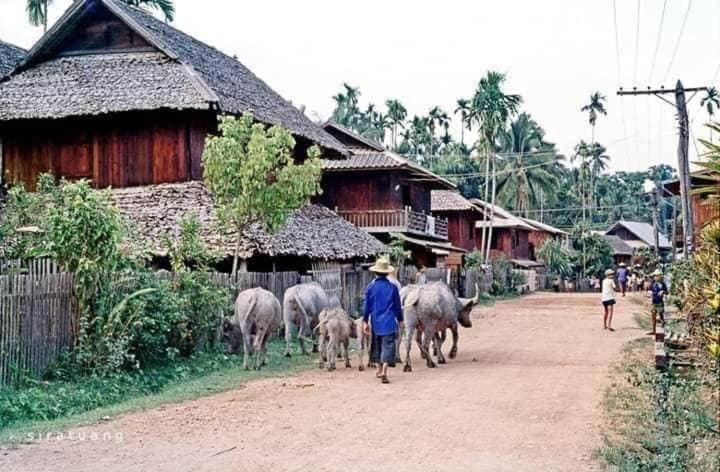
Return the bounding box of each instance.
[0,0,717,172]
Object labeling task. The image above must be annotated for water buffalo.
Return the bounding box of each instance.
[400,282,479,371]
[283,282,330,357]
[317,308,357,371]
[224,287,282,370]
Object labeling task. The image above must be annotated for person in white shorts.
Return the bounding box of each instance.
[601,269,617,331]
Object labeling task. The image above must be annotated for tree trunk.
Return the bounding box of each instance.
[479,148,491,262]
[231,226,243,279]
[484,155,497,263]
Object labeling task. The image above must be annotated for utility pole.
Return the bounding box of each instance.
[651,185,660,257]
[617,81,704,258]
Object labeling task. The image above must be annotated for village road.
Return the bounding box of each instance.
[1,292,645,472]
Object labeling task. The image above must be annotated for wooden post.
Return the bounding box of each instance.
[675,80,695,256]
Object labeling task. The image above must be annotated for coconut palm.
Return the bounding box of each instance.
[385,99,407,150]
[454,98,472,145]
[123,0,175,21]
[701,87,720,141]
[469,71,522,262]
[27,0,52,32]
[581,92,607,145]
[496,113,562,215]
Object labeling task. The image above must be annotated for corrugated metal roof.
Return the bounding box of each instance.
[606,220,671,249]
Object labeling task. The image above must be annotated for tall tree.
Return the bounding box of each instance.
[123,0,175,21]
[701,87,720,141]
[26,0,52,32]
[454,98,472,146]
[469,71,522,262]
[385,99,407,150]
[581,92,607,145]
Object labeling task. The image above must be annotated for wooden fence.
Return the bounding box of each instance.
[0,272,74,387]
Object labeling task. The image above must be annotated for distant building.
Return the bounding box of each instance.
[602,234,634,265]
[319,122,464,268]
[0,39,25,77]
[604,220,672,257]
[518,217,569,260]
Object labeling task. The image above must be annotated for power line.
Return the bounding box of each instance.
[436,160,558,179]
[612,0,631,162]
[662,0,693,83]
[647,0,668,83]
[633,0,641,85]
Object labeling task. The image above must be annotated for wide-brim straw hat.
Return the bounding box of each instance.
[369,257,395,274]
[652,269,663,277]
[619,262,627,267]
[605,269,615,276]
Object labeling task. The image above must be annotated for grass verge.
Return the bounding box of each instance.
[598,336,720,471]
[0,341,312,446]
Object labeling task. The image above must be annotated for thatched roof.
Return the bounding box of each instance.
[321,123,455,189]
[431,190,477,212]
[111,181,384,260]
[0,0,344,154]
[0,39,25,77]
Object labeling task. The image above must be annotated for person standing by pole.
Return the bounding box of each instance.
[363,257,402,384]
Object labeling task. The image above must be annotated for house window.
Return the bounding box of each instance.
[511,230,520,249]
[401,184,411,208]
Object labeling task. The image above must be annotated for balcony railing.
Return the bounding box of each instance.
[335,208,448,240]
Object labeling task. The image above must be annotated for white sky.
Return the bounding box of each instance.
[0,0,717,172]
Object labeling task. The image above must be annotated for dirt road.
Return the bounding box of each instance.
[1,292,644,471]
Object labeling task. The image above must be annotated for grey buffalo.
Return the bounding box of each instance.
[224,287,282,370]
[400,282,479,371]
[317,308,357,371]
[283,282,330,357]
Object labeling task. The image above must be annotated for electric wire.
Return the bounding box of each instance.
[662,0,693,84]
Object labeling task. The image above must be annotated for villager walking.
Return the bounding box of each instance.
[363,257,403,384]
[647,269,669,336]
[616,262,628,297]
[601,269,617,331]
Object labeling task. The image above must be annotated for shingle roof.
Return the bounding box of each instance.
[320,123,455,189]
[469,199,536,231]
[431,190,476,211]
[518,217,568,235]
[605,220,671,249]
[111,181,384,260]
[603,235,634,256]
[0,39,25,77]
[1,0,344,154]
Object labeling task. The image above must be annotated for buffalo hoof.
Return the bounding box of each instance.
[395,357,402,364]
[427,361,437,369]
[327,366,336,372]
[420,352,427,360]
[359,365,365,372]
[438,358,447,364]
[432,347,438,356]
[284,352,291,358]
[368,362,376,368]
[345,363,352,369]
[403,365,412,373]
[449,350,457,359]
[318,364,324,370]
[243,366,250,371]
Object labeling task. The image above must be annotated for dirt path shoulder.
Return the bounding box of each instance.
[0,292,645,472]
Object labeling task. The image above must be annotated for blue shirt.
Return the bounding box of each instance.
[651,281,668,305]
[617,267,628,282]
[363,277,402,336]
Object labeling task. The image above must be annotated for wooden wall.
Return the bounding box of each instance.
[484,228,530,260]
[319,171,433,213]
[693,194,719,231]
[56,7,153,56]
[442,210,478,252]
[1,111,215,190]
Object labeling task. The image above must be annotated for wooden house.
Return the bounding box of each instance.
[470,199,537,264]
[0,0,383,270]
[430,190,484,267]
[663,169,720,248]
[0,0,345,191]
[604,221,672,257]
[319,123,463,268]
[0,39,25,77]
[518,217,568,260]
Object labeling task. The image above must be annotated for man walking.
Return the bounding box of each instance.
[616,262,629,297]
[364,257,402,384]
[648,268,669,336]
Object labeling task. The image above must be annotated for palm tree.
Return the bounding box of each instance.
[496,114,561,216]
[581,92,607,146]
[27,0,52,32]
[454,99,472,145]
[385,99,407,151]
[701,87,720,142]
[469,71,522,262]
[331,83,362,128]
[124,0,176,22]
